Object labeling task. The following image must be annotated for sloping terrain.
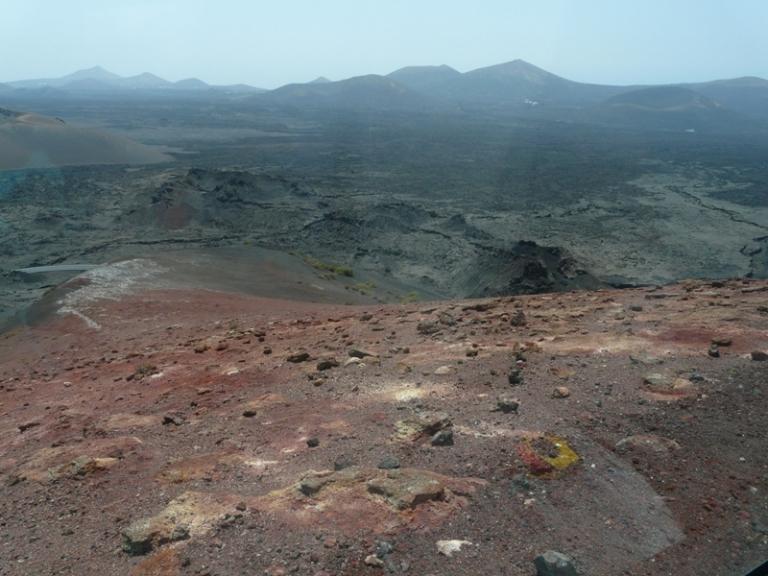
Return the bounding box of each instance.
[256,75,436,110]
[0,260,766,575]
[0,108,170,170]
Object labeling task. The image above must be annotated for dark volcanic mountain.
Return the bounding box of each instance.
[447,59,624,105]
[607,86,719,110]
[6,67,260,93]
[587,86,754,132]
[690,76,768,120]
[256,74,436,110]
[387,64,462,93]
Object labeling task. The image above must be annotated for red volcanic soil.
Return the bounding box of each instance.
[0,265,767,576]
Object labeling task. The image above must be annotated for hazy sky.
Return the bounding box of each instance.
[3,0,767,87]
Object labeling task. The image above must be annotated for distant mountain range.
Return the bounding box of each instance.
[252,59,768,132]
[3,61,768,131]
[4,66,264,93]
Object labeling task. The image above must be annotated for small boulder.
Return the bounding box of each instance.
[751,350,768,362]
[417,320,440,335]
[510,310,527,327]
[431,429,454,446]
[436,539,472,557]
[349,348,376,358]
[364,554,384,568]
[287,352,310,363]
[533,550,579,576]
[378,456,401,470]
[316,358,339,371]
[508,368,523,386]
[494,398,520,413]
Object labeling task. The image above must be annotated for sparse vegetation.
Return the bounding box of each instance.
[302,255,354,278]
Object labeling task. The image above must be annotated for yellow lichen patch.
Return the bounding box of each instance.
[543,436,580,472]
[517,434,580,478]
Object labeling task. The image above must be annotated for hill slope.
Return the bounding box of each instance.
[0,108,170,170]
[256,74,436,110]
[0,265,766,576]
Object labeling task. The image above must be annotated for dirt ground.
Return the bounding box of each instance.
[0,261,767,575]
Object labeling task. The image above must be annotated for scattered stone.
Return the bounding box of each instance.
[193,343,209,354]
[364,554,384,568]
[510,310,527,327]
[394,413,452,442]
[307,437,320,448]
[263,346,272,355]
[431,429,454,446]
[242,409,257,418]
[334,455,355,471]
[629,305,643,312]
[508,368,523,386]
[349,348,375,358]
[366,470,446,510]
[162,414,184,426]
[466,348,478,357]
[122,519,190,556]
[434,365,453,375]
[712,337,732,347]
[462,302,495,312]
[417,319,441,335]
[533,550,579,576]
[344,357,363,367]
[287,352,310,363]
[708,344,720,358]
[438,311,456,326]
[436,539,472,557]
[375,540,394,558]
[552,386,571,399]
[630,354,664,366]
[494,398,520,413]
[378,456,401,470]
[751,351,768,362]
[643,373,694,396]
[616,434,681,456]
[18,421,40,433]
[316,357,339,371]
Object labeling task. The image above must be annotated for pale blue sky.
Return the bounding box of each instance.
[2,0,766,87]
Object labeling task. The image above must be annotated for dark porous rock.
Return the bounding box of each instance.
[534,550,579,576]
[378,456,401,470]
[417,320,440,335]
[508,368,523,386]
[495,398,520,413]
[431,429,454,446]
[316,357,339,371]
[287,351,311,363]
